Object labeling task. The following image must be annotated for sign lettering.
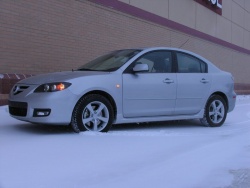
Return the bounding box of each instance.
[195,0,222,15]
[208,0,222,8]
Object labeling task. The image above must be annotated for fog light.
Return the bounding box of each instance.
[33,109,51,117]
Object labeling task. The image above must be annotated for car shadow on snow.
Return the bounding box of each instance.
[13,123,74,135]
[13,119,204,135]
[111,119,203,131]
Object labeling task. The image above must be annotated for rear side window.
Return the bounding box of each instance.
[176,52,207,73]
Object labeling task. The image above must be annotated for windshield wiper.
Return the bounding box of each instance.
[103,67,118,72]
[77,68,96,71]
[78,68,117,72]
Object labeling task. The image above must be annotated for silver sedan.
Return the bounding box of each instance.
[9,47,236,132]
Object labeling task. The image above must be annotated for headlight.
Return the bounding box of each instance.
[34,82,71,93]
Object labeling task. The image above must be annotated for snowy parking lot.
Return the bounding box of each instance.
[0,96,250,188]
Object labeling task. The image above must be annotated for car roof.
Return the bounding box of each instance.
[125,47,221,72]
[141,47,199,55]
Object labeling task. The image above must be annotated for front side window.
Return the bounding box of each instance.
[176,52,207,73]
[129,51,173,73]
[77,49,141,72]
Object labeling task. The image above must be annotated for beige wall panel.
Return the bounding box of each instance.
[170,33,217,64]
[195,4,216,36]
[245,0,250,12]
[222,0,232,20]
[119,0,250,51]
[208,47,245,82]
[204,51,248,84]
[245,12,250,31]
[244,30,250,50]
[211,47,234,73]
[170,31,188,48]
[235,0,245,7]
[192,40,220,64]
[129,0,169,19]
[168,0,196,28]
[169,31,197,51]
[231,52,250,83]
[231,23,244,47]
[210,48,234,75]
[231,1,244,28]
[216,15,232,43]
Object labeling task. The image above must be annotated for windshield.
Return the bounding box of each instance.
[77,49,141,71]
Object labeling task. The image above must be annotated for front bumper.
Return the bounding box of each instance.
[9,84,79,125]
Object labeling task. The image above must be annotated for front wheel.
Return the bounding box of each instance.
[200,95,227,127]
[71,94,114,133]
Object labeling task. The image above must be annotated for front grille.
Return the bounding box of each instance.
[9,101,28,117]
[12,85,30,95]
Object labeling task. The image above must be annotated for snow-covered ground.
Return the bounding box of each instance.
[0,96,250,188]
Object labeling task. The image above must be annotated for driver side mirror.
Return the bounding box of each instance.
[133,64,149,73]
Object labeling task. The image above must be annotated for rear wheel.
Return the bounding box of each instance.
[200,95,227,127]
[71,94,114,132]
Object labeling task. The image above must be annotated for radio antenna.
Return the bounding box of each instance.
[178,38,189,49]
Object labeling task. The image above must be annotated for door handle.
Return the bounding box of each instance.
[163,78,174,84]
[200,78,209,83]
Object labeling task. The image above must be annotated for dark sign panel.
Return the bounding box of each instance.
[195,0,222,15]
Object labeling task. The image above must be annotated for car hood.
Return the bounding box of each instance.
[18,71,111,85]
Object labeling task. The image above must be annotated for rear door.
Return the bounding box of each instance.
[175,52,211,115]
[122,50,177,117]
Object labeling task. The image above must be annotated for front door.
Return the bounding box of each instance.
[122,50,177,118]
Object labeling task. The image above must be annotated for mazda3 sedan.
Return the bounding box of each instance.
[9,47,236,132]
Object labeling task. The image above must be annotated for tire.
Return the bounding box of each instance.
[71,94,114,132]
[200,95,227,127]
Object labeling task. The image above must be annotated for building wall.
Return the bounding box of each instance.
[0,0,250,102]
[119,0,250,50]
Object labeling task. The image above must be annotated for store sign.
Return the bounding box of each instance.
[195,0,222,15]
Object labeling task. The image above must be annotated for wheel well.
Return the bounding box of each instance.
[83,90,117,119]
[210,92,229,111]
